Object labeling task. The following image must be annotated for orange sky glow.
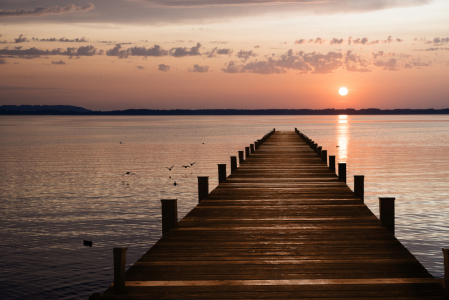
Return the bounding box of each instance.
[1,0,448,110]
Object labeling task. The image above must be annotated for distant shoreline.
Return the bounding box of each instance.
[1,105,449,115]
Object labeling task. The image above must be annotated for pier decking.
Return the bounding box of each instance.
[93,131,447,299]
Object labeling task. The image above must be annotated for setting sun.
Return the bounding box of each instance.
[339,87,348,96]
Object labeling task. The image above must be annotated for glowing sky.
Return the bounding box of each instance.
[1,0,448,110]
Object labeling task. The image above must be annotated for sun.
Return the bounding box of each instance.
[339,87,348,96]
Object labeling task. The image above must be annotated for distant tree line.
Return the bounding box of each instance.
[1,105,449,115]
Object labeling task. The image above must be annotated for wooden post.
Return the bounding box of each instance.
[379,197,395,235]
[254,141,259,149]
[338,163,346,182]
[321,150,327,164]
[238,151,244,165]
[354,175,365,203]
[245,146,250,158]
[113,247,128,295]
[161,199,178,235]
[443,248,449,289]
[329,156,336,172]
[198,176,209,202]
[218,164,226,183]
[250,144,255,154]
[230,156,237,172]
[317,146,322,157]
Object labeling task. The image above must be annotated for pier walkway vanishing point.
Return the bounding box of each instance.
[92,130,448,299]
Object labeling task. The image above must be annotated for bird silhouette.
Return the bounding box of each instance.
[182,165,190,168]
[122,172,131,176]
[189,162,196,166]
[83,240,93,247]
[166,165,174,171]
[174,181,177,186]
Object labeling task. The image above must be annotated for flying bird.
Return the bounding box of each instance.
[182,165,191,168]
[166,165,174,171]
[174,181,177,186]
[189,162,196,166]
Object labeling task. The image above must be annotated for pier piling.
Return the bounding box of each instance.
[338,163,346,182]
[230,156,237,172]
[197,176,209,202]
[113,247,127,295]
[238,151,244,165]
[218,164,227,183]
[161,199,178,235]
[354,175,365,202]
[329,155,335,172]
[379,197,395,235]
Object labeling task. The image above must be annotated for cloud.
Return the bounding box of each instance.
[134,0,432,11]
[330,38,344,45]
[372,51,384,59]
[66,45,99,56]
[383,36,393,43]
[0,58,7,64]
[374,58,398,71]
[206,47,233,57]
[36,37,88,43]
[190,64,209,72]
[433,37,449,44]
[0,4,95,17]
[309,37,325,44]
[396,38,403,42]
[15,34,28,43]
[236,50,258,61]
[135,66,145,70]
[106,44,172,57]
[254,45,261,48]
[351,37,369,45]
[158,64,170,71]
[170,42,202,57]
[344,50,371,72]
[106,44,129,58]
[51,60,66,65]
[130,45,168,56]
[210,41,228,44]
[222,61,241,73]
[294,39,306,45]
[0,46,101,57]
[223,49,344,74]
[302,51,343,74]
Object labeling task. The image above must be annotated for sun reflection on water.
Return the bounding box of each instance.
[337,115,349,162]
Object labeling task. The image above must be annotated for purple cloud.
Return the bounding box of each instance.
[190,64,209,72]
[158,64,170,71]
[0,4,95,17]
[170,43,202,57]
[51,60,66,65]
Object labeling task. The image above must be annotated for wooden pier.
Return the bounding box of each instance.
[92,130,448,299]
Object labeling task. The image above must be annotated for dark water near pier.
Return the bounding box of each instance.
[0,115,448,299]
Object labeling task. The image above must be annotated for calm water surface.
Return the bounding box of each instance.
[0,115,448,299]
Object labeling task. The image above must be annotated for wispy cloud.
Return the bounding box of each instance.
[51,60,66,65]
[236,50,258,61]
[170,43,202,57]
[158,64,170,71]
[14,34,29,43]
[0,46,102,58]
[374,58,398,71]
[190,64,209,72]
[0,4,95,17]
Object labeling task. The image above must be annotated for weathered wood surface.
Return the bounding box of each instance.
[95,131,447,299]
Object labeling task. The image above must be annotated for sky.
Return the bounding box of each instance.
[0,0,448,111]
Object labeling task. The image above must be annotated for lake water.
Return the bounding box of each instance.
[0,115,448,299]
